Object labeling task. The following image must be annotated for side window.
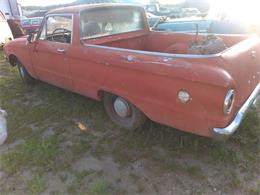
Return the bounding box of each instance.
[39,15,72,44]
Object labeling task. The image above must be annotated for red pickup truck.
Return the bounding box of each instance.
[3,4,260,140]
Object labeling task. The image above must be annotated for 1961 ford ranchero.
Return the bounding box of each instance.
[3,4,260,140]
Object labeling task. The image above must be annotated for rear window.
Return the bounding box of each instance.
[80,7,144,40]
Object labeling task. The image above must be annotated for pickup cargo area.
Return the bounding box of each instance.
[96,32,248,55]
[79,5,249,55]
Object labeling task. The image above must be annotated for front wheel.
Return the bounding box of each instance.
[103,93,147,129]
[17,61,35,84]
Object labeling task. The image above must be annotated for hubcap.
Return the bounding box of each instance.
[19,66,25,78]
[113,97,131,118]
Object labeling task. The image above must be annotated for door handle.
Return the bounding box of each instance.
[57,48,66,53]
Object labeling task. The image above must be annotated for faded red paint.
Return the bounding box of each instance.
[3,4,260,138]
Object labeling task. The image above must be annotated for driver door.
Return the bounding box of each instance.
[31,14,73,90]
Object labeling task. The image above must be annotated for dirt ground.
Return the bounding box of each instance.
[0,50,260,195]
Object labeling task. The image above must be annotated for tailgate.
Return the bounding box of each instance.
[220,35,260,109]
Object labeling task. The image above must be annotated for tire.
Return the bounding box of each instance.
[103,93,147,129]
[17,61,35,84]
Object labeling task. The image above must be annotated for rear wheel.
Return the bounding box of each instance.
[17,61,35,84]
[103,93,147,129]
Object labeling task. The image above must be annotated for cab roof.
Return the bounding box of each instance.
[46,3,144,15]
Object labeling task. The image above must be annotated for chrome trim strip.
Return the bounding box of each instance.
[213,83,260,140]
[84,43,220,59]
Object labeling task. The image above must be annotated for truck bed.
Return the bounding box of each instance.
[88,31,248,55]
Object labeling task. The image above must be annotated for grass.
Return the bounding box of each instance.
[89,180,111,195]
[249,182,260,195]
[0,50,259,194]
[67,170,97,194]
[26,174,46,195]
[1,136,59,174]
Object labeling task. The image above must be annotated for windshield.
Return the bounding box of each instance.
[80,8,144,40]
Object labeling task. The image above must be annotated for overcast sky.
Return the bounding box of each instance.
[17,0,185,6]
[17,0,76,6]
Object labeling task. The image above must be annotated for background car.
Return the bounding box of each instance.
[180,8,201,18]
[168,8,183,18]
[21,17,43,34]
[145,3,172,16]
[153,18,210,33]
[153,18,255,35]
[146,12,161,27]
[6,17,25,38]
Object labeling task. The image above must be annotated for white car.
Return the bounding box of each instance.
[0,11,13,46]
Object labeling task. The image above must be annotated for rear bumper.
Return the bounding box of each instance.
[212,83,260,141]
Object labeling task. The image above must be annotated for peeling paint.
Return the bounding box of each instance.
[127,55,136,62]
[160,57,176,62]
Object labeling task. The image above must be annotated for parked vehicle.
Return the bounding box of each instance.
[153,18,256,35]
[0,11,13,46]
[146,12,161,27]
[168,8,183,18]
[21,17,43,34]
[3,4,260,140]
[0,0,22,20]
[180,8,201,18]
[7,17,25,38]
[145,3,171,16]
[154,18,210,33]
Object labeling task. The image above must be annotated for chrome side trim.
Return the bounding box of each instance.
[213,83,260,141]
[84,44,221,59]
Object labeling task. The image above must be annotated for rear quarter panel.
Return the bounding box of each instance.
[221,36,260,112]
[69,44,233,137]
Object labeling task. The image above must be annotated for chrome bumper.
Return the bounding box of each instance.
[213,83,260,141]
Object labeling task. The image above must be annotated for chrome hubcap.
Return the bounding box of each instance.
[113,97,131,118]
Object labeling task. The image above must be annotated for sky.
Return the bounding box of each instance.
[17,0,185,6]
[17,0,76,6]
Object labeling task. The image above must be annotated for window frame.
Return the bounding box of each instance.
[79,7,145,41]
[37,13,74,44]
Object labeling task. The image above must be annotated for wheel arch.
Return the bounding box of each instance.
[97,89,149,119]
[8,54,18,66]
